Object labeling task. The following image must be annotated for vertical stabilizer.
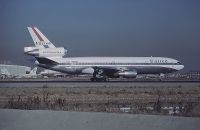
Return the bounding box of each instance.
[27,27,56,48]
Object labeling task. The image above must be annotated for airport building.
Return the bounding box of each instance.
[0,64,31,76]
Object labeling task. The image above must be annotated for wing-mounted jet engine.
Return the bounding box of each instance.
[116,71,137,78]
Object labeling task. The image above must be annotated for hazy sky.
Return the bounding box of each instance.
[0,0,200,70]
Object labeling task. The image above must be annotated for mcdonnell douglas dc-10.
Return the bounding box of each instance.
[24,27,184,81]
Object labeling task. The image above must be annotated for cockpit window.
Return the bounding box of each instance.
[177,62,181,64]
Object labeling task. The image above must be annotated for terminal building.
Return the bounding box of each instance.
[0,64,31,76]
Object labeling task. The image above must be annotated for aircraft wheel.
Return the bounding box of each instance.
[102,78,107,82]
[90,78,96,82]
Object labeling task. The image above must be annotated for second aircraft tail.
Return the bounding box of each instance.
[29,67,37,74]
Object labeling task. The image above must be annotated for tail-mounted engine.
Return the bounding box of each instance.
[24,46,67,57]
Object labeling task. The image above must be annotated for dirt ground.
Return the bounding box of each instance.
[0,85,200,117]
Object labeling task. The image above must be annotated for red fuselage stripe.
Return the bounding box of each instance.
[32,27,44,41]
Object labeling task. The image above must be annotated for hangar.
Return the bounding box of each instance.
[0,64,31,76]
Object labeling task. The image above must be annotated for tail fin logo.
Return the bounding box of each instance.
[27,27,56,48]
[32,27,44,41]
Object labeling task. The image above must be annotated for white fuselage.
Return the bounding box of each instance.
[37,57,184,76]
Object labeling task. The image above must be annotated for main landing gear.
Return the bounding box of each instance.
[90,68,108,82]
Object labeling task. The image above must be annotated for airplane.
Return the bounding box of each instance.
[0,68,12,79]
[24,27,184,81]
[15,67,39,78]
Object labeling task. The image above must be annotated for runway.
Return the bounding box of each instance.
[0,80,200,88]
[1,109,200,130]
